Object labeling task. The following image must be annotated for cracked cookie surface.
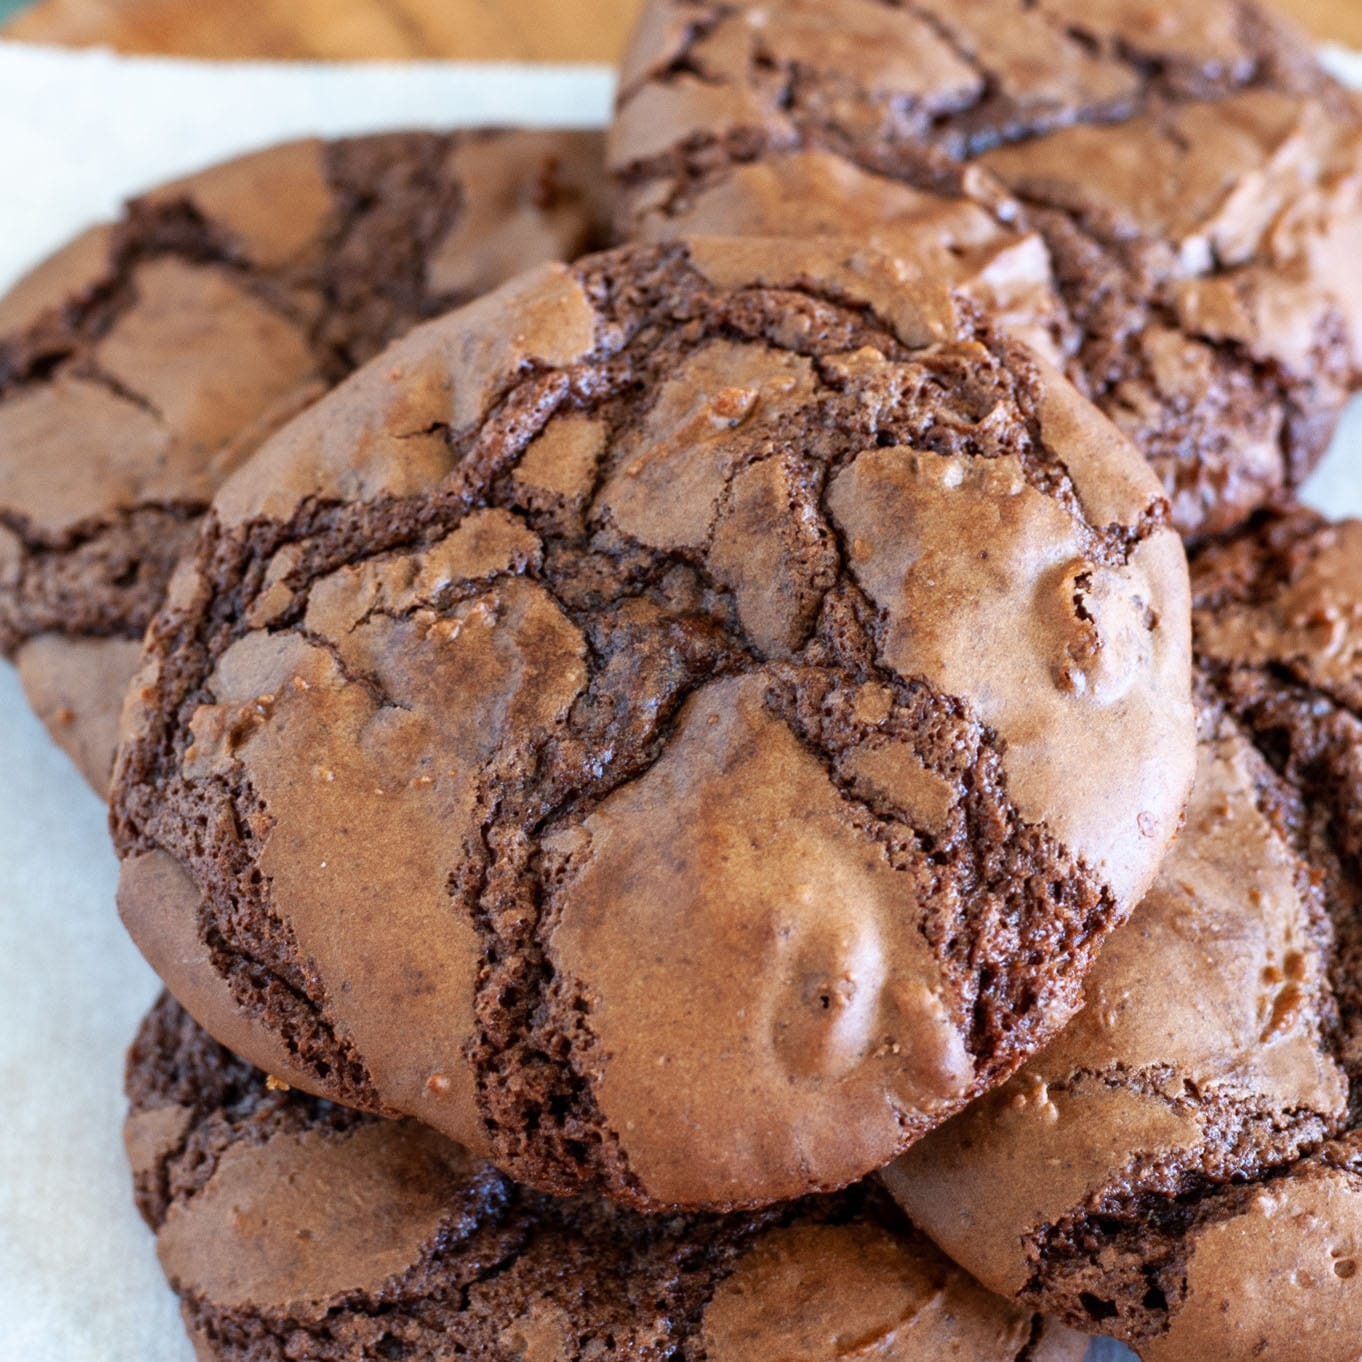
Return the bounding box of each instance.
[0,129,608,790]
[111,237,1195,1211]
[609,0,1362,540]
[125,993,1091,1362]
[886,507,1362,1361]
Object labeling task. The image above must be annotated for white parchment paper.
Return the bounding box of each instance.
[0,38,1356,1362]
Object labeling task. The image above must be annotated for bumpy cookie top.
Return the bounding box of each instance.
[112,237,1195,1210]
[125,994,1090,1362]
[0,129,607,790]
[610,0,1362,540]
[886,509,1362,1360]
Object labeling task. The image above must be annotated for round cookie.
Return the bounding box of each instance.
[0,128,609,791]
[884,508,1362,1359]
[126,993,1091,1362]
[111,236,1196,1211]
[610,0,1362,540]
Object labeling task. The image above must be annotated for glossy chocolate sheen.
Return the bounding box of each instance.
[610,0,1362,540]
[125,995,1091,1362]
[887,509,1362,1360]
[0,129,610,791]
[111,236,1195,1211]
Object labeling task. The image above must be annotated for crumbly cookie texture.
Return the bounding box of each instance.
[887,508,1362,1361]
[112,237,1194,1211]
[125,994,1091,1362]
[0,129,608,790]
[610,0,1362,540]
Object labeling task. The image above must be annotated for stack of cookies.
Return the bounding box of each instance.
[3,2,1361,1358]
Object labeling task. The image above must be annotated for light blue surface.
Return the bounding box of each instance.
[0,0,32,23]
[1089,1337,1139,1361]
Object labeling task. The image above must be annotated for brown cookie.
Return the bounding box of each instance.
[110,237,1195,1211]
[0,129,609,791]
[610,0,1362,540]
[125,993,1091,1362]
[885,508,1362,1360]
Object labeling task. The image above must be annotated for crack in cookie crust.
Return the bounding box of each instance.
[609,0,1362,540]
[0,129,609,789]
[112,238,1193,1211]
[887,509,1362,1362]
[125,994,1089,1362]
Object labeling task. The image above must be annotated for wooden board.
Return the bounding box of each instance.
[2,0,647,61]
[8,0,1354,62]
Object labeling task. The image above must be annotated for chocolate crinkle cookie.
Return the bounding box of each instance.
[111,236,1196,1211]
[0,129,608,790]
[125,993,1090,1362]
[610,0,1362,540]
[887,508,1362,1361]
